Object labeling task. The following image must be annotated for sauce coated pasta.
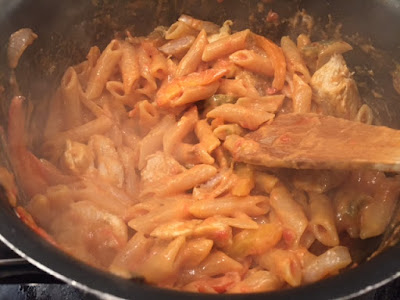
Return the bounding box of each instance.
[6,15,400,294]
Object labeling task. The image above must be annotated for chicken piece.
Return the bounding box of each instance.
[50,200,128,268]
[310,54,361,120]
[60,140,94,175]
[88,134,124,188]
[140,151,186,188]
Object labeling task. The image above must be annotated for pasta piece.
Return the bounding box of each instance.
[229,50,274,77]
[302,246,352,284]
[189,195,269,218]
[150,219,201,239]
[175,238,213,269]
[195,119,221,153]
[137,114,175,170]
[176,29,208,77]
[316,41,353,70]
[141,164,217,197]
[308,192,339,247]
[269,184,308,246]
[165,21,198,40]
[257,249,302,287]
[60,67,83,129]
[202,30,251,62]
[173,143,215,165]
[136,43,157,97]
[119,41,139,94]
[218,213,259,230]
[217,78,260,99]
[85,39,122,99]
[213,124,245,141]
[73,46,100,89]
[253,33,286,91]
[228,270,283,293]
[156,68,227,108]
[207,103,274,130]
[228,223,282,258]
[292,74,312,113]
[142,41,168,80]
[109,232,154,278]
[192,168,235,200]
[163,106,198,154]
[106,81,137,108]
[150,217,232,248]
[178,15,220,34]
[128,198,191,234]
[192,217,232,248]
[182,272,241,294]
[189,251,243,278]
[140,236,186,283]
[281,36,311,83]
[129,100,160,134]
[236,95,285,113]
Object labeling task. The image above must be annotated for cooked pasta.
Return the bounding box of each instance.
[7,14,400,295]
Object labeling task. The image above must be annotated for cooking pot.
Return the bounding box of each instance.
[0,0,400,299]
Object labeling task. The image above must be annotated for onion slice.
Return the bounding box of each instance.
[8,28,38,69]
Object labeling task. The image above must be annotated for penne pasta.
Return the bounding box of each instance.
[119,41,140,94]
[207,103,274,130]
[86,39,122,100]
[60,67,83,129]
[202,30,251,62]
[269,184,308,246]
[253,33,286,91]
[229,49,274,77]
[189,195,269,218]
[281,36,311,83]
[292,73,312,113]
[308,192,339,247]
[302,246,352,284]
[176,29,208,77]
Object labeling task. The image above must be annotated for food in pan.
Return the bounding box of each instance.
[4,15,400,293]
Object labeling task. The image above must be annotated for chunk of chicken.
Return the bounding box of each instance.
[49,200,128,268]
[141,151,186,188]
[310,54,361,120]
[60,140,94,175]
[88,135,124,188]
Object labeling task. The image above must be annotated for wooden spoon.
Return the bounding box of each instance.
[224,113,400,172]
